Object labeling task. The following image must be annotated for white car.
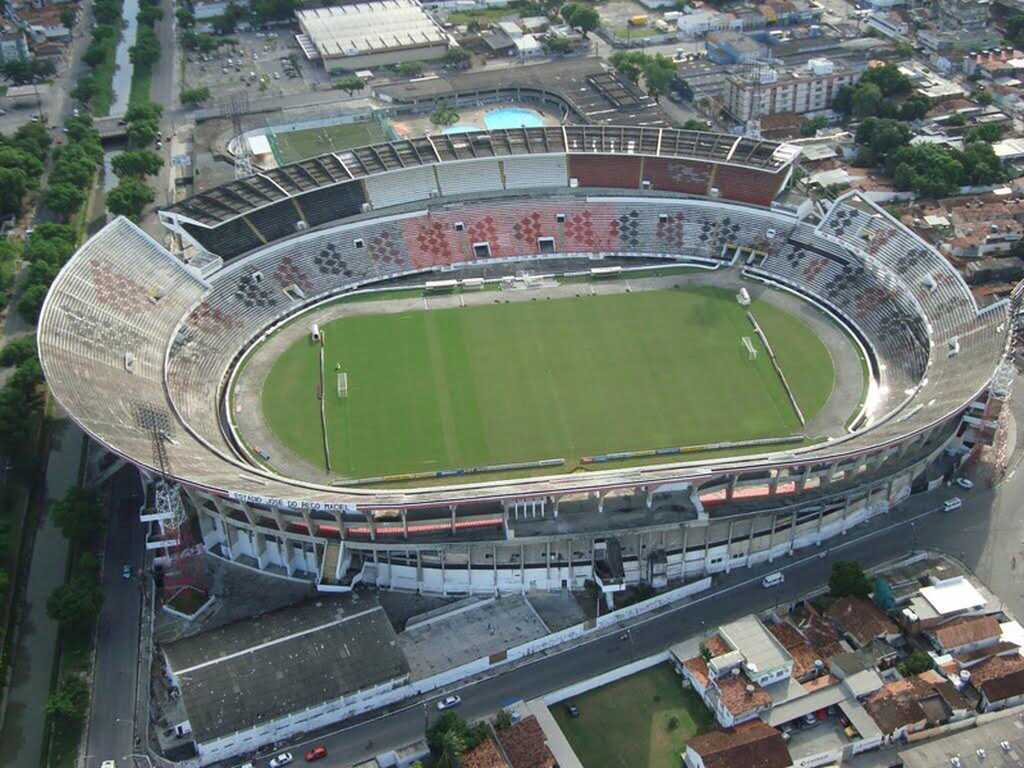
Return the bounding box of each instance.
[269,753,293,768]
[101,762,116,768]
[955,477,974,489]
[437,694,462,711]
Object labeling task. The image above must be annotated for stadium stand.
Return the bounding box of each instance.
[42,137,1008,541]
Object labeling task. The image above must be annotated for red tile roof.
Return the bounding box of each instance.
[495,716,556,768]
[684,655,711,688]
[825,597,898,647]
[688,721,792,768]
[932,616,1001,651]
[768,621,824,679]
[462,737,511,768]
[716,673,772,718]
[971,654,1024,704]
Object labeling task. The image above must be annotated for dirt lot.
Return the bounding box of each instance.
[599,0,671,38]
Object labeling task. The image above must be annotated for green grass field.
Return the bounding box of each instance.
[270,121,388,165]
[260,286,836,479]
[552,663,715,768]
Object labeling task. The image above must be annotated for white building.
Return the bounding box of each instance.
[677,9,731,39]
[725,59,861,122]
[296,0,450,72]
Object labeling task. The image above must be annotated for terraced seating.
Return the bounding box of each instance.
[39,192,1010,510]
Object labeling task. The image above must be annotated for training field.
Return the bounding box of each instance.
[260,286,836,479]
[552,663,715,768]
[270,120,388,165]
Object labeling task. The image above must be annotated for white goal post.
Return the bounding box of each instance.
[742,336,758,360]
[336,364,348,398]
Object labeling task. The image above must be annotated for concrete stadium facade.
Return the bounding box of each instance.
[39,126,1009,597]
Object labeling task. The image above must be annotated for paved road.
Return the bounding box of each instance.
[245,471,1004,768]
[85,468,144,768]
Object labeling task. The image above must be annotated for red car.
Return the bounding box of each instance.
[304,746,327,763]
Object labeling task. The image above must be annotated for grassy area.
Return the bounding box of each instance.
[271,120,389,165]
[611,24,660,38]
[261,285,836,478]
[47,624,92,768]
[552,663,715,768]
[129,62,153,108]
[90,42,117,117]
[446,7,515,23]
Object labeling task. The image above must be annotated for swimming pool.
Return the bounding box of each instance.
[442,124,479,134]
[484,107,544,130]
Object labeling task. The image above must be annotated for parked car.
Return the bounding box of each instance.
[122,564,132,579]
[304,746,327,762]
[269,753,293,768]
[955,477,974,489]
[437,694,462,711]
[567,704,580,718]
[943,497,963,512]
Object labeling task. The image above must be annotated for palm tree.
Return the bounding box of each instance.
[436,729,467,768]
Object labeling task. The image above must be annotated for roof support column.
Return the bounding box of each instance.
[450,505,457,535]
[680,524,689,579]
[364,510,376,542]
[724,520,735,573]
[768,513,779,563]
[402,509,408,540]
[816,507,825,544]
[788,510,798,554]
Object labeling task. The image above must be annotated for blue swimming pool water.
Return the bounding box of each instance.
[484,107,544,130]
[443,124,478,134]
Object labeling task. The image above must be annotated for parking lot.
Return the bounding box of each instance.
[181,28,327,104]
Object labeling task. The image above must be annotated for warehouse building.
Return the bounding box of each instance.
[296,0,450,72]
[161,597,410,766]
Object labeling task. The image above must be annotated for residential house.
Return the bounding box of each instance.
[462,737,511,768]
[864,672,971,742]
[969,654,1024,711]
[826,597,900,649]
[495,716,557,768]
[684,720,793,768]
[926,615,1002,656]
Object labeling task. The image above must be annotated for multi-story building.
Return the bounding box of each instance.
[0,30,29,63]
[724,58,860,122]
[919,0,999,53]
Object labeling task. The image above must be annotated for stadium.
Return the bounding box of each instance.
[38,125,1011,597]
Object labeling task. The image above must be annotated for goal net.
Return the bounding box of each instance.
[742,337,758,360]
[337,371,348,398]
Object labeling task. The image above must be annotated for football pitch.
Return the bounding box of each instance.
[270,120,388,165]
[260,286,837,479]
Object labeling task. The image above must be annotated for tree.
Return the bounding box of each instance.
[436,729,466,768]
[45,183,86,218]
[335,75,365,95]
[0,147,44,187]
[16,283,48,323]
[430,105,459,128]
[52,487,104,544]
[899,96,930,122]
[852,82,882,119]
[544,36,573,55]
[682,118,708,131]
[47,579,103,628]
[397,61,423,77]
[829,560,872,599]
[561,3,600,36]
[130,27,161,68]
[111,150,164,178]
[45,676,90,723]
[873,576,895,612]
[800,116,828,137]
[60,7,77,29]
[126,118,159,148]
[180,86,211,106]
[610,50,646,84]
[0,336,37,368]
[962,141,1004,186]
[494,708,513,730]
[642,54,676,101]
[106,177,155,219]
[443,47,471,69]
[0,167,27,216]
[14,121,52,161]
[176,7,196,28]
[965,123,1004,144]
[897,650,933,677]
[250,0,300,22]
[859,64,911,97]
